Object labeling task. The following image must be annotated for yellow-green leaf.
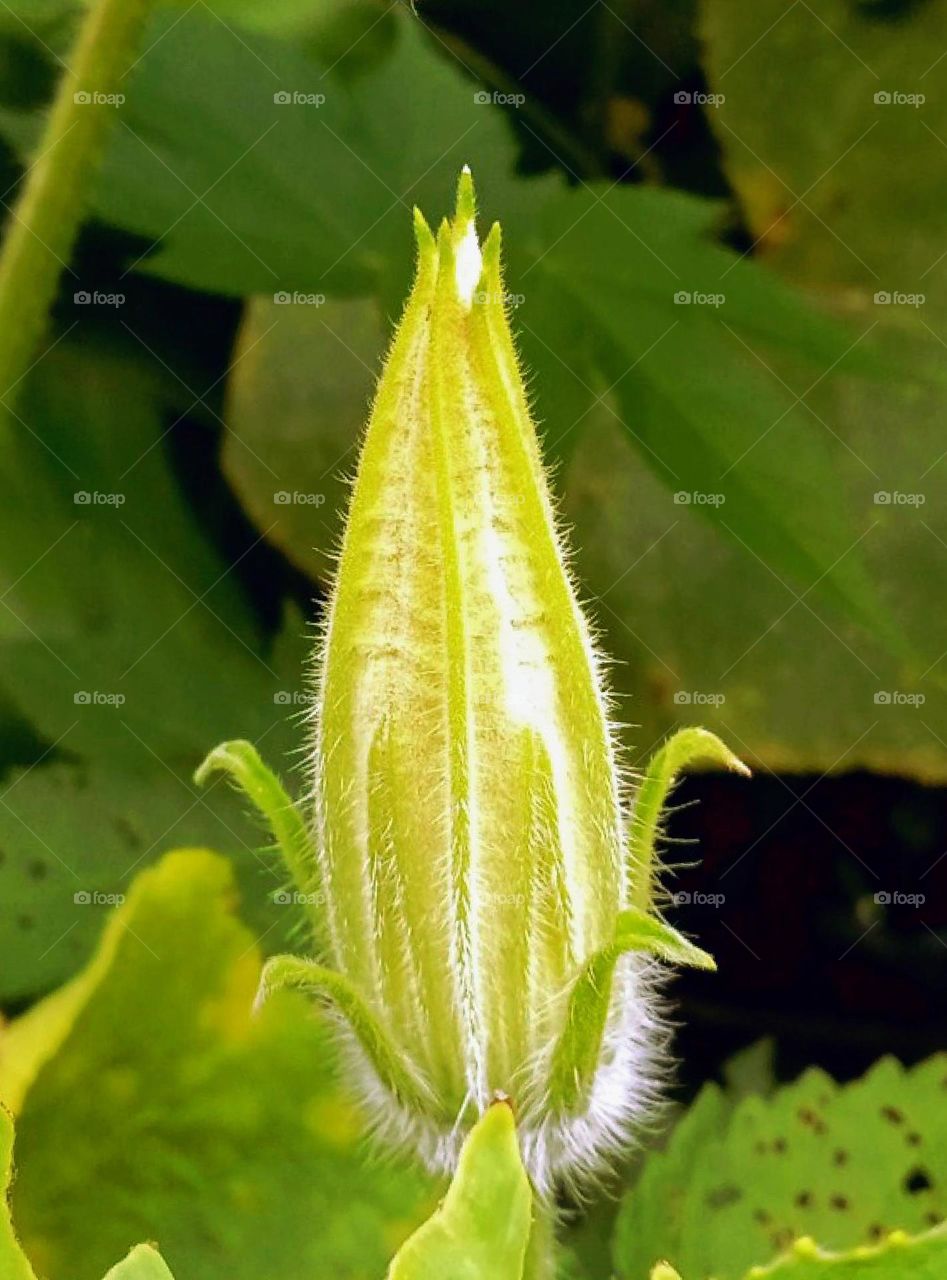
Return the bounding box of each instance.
[0,849,435,1280]
[3,1107,178,1280]
[0,1106,35,1280]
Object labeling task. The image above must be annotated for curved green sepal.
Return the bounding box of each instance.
[387,1100,532,1280]
[103,1244,176,1280]
[631,727,750,909]
[194,740,316,914]
[256,954,436,1118]
[549,907,715,1114]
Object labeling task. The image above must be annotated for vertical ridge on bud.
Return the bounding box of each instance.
[427,211,484,1106]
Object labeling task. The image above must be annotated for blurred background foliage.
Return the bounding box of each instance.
[0,0,945,1275]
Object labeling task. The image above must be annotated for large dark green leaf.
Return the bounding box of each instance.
[0,336,308,997]
[1,7,892,637]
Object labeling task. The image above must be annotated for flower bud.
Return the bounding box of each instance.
[198,169,746,1195]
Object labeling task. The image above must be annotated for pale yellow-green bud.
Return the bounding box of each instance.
[197,169,747,1195]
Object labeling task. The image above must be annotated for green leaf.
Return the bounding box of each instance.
[3,1110,179,1280]
[0,337,304,762]
[562,397,944,780]
[223,294,386,583]
[0,335,309,998]
[1,7,892,650]
[387,1101,532,1280]
[13,11,540,304]
[520,185,896,648]
[615,1056,947,1280]
[700,0,947,309]
[206,0,398,55]
[0,1106,36,1280]
[722,1038,778,1104]
[646,1225,947,1279]
[748,1225,947,1279]
[667,0,947,777]
[0,759,292,1001]
[0,848,435,1280]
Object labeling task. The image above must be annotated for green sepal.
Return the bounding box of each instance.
[631,728,750,910]
[255,954,437,1119]
[549,907,715,1114]
[194,740,317,916]
[386,1100,532,1280]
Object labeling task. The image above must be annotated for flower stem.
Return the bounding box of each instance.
[0,0,152,408]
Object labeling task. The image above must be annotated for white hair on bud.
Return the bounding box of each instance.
[330,952,671,1200]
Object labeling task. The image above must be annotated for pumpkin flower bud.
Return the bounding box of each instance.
[197,169,748,1195]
